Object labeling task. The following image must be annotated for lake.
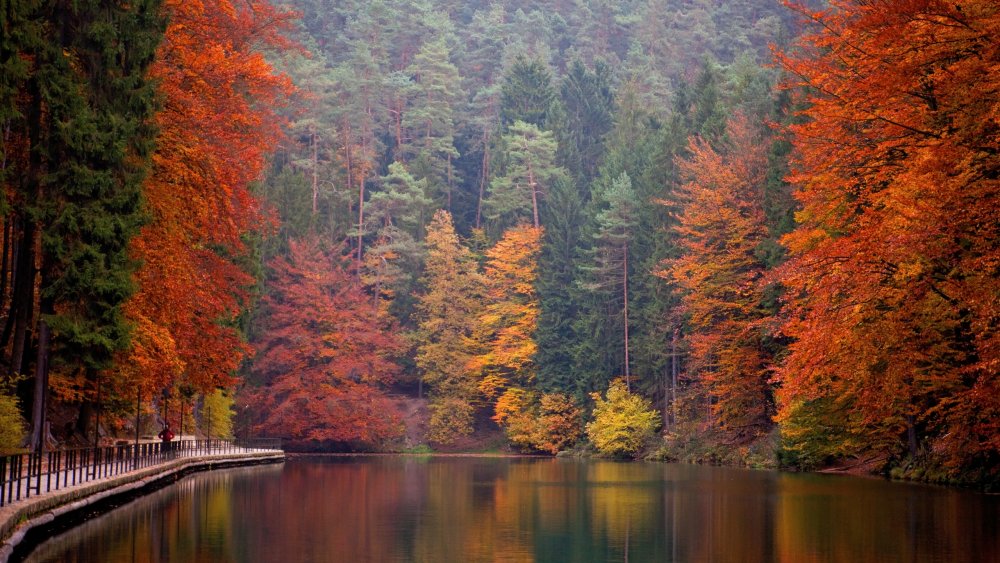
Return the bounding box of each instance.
[19,456,1000,562]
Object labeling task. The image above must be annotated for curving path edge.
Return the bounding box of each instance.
[0,450,284,562]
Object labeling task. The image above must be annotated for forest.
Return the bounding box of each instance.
[1,0,997,486]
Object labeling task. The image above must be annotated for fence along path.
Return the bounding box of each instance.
[0,439,282,508]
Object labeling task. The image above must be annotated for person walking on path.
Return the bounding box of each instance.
[158,423,175,455]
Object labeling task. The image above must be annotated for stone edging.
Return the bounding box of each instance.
[0,451,284,562]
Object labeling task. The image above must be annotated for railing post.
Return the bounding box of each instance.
[0,455,6,506]
[14,455,21,501]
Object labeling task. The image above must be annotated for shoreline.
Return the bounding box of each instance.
[0,450,284,563]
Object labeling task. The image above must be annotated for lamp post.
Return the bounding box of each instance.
[134,387,141,469]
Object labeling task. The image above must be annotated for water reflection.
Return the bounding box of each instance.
[22,457,1000,563]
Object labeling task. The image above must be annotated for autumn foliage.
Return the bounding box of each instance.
[251,237,403,447]
[663,115,774,443]
[497,390,583,454]
[414,211,484,444]
[474,224,542,403]
[116,0,294,398]
[586,379,660,458]
[775,0,1000,472]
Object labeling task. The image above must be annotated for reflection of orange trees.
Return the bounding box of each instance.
[517,460,584,531]
[412,461,478,562]
[586,462,659,552]
[671,468,774,563]
[263,461,405,562]
[465,471,537,563]
[408,460,540,563]
[773,474,995,563]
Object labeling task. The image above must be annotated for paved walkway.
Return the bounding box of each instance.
[2,443,276,507]
[0,445,283,562]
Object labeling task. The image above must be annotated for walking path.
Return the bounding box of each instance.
[0,442,283,562]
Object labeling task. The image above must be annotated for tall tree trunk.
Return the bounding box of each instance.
[446,153,453,212]
[9,219,36,375]
[311,128,318,216]
[623,243,630,391]
[11,76,43,376]
[0,218,19,354]
[906,414,919,458]
[0,217,10,309]
[393,100,403,154]
[671,328,679,428]
[476,134,490,229]
[357,170,365,269]
[30,294,53,452]
[528,164,539,228]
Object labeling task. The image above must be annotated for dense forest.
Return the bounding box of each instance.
[1,0,997,486]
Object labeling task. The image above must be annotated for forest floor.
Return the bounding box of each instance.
[387,395,509,454]
[817,455,889,477]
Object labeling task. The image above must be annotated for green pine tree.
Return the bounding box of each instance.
[24,0,165,448]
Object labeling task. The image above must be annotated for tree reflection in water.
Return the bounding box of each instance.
[20,457,1000,563]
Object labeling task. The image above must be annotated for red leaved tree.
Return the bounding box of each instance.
[775,1,1000,470]
[250,237,404,447]
[115,0,295,405]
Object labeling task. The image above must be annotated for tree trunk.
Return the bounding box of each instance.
[671,328,679,428]
[0,217,10,309]
[0,219,20,355]
[446,153,453,212]
[528,164,539,229]
[9,219,36,375]
[311,129,318,216]
[357,169,365,269]
[476,134,490,229]
[623,243,630,391]
[30,295,53,452]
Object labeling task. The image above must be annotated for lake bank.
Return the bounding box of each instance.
[0,448,283,562]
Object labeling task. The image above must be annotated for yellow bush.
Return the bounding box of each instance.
[0,388,26,453]
[586,379,660,458]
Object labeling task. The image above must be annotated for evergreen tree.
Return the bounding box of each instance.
[555,60,614,185]
[401,37,463,207]
[535,175,583,394]
[17,0,165,449]
[484,121,566,232]
[499,56,556,129]
[364,162,432,323]
[578,173,640,390]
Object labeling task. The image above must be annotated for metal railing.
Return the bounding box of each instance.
[0,438,282,508]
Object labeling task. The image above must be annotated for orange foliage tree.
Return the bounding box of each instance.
[660,114,774,443]
[775,1,1000,471]
[250,237,403,447]
[495,389,583,454]
[473,224,543,408]
[114,0,295,407]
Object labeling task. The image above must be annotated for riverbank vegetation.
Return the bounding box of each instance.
[2,1,997,488]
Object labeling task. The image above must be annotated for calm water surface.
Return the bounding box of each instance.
[21,456,1000,562]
